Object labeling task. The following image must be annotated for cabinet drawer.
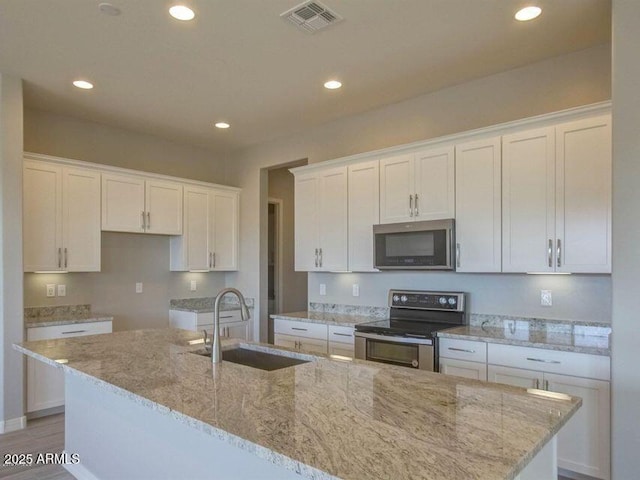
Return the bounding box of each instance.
[27,321,112,341]
[217,310,242,324]
[274,319,328,340]
[439,338,487,363]
[328,325,354,344]
[488,343,610,381]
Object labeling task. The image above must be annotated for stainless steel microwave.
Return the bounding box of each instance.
[373,219,455,270]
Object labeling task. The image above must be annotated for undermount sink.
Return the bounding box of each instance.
[190,347,310,371]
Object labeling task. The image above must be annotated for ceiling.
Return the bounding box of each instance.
[0,0,611,153]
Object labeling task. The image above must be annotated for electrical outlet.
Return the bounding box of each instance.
[57,284,66,297]
[190,280,197,292]
[46,284,56,297]
[136,282,143,294]
[540,290,552,306]
[319,284,326,296]
[352,284,360,297]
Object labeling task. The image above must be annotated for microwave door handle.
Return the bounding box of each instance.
[409,194,413,217]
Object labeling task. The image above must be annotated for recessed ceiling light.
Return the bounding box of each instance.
[72,80,94,90]
[515,6,542,21]
[215,122,230,129]
[169,5,195,21]
[324,80,342,90]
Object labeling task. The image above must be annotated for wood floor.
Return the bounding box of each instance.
[0,414,74,480]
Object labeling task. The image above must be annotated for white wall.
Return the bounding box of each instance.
[611,1,640,476]
[226,45,612,341]
[0,74,24,427]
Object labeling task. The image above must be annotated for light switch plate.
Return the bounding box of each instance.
[190,280,197,292]
[46,284,56,297]
[352,284,360,297]
[540,290,552,306]
[57,284,66,297]
[319,284,326,296]
[136,282,143,294]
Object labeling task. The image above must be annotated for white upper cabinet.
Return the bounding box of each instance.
[455,137,502,272]
[294,166,348,272]
[24,160,100,272]
[555,115,612,273]
[348,160,379,272]
[102,173,182,235]
[502,115,611,273]
[502,127,556,273]
[380,147,455,224]
[170,187,239,272]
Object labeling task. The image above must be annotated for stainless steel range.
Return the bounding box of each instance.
[354,290,466,371]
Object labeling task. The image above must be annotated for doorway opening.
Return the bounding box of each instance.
[267,199,283,318]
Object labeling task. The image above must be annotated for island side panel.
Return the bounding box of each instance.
[63,374,305,480]
[514,436,557,480]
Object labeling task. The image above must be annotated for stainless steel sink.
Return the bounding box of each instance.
[190,347,310,371]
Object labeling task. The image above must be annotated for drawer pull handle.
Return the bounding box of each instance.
[332,332,352,337]
[220,315,233,319]
[61,330,87,335]
[448,347,475,353]
[291,327,308,331]
[526,357,561,364]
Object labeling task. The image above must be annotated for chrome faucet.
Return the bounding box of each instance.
[212,288,251,364]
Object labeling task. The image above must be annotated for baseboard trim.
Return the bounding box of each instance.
[64,458,100,480]
[0,415,27,434]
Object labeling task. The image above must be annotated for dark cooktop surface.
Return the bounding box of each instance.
[355,318,458,338]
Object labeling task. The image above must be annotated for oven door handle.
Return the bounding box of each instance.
[354,331,433,345]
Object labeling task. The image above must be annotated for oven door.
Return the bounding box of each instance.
[354,333,434,371]
[373,219,454,270]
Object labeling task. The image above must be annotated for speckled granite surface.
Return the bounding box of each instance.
[309,302,389,318]
[14,328,581,480]
[24,305,113,328]
[270,311,376,327]
[170,296,255,313]
[438,314,611,356]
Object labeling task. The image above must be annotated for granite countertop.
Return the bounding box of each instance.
[270,311,378,327]
[24,304,114,328]
[170,296,255,313]
[438,315,611,356]
[14,328,580,480]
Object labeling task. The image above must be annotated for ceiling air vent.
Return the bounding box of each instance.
[281,1,343,34]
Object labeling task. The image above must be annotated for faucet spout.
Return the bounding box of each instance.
[212,288,251,364]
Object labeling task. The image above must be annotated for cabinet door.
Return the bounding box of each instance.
[101,173,146,233]
[318,167,348,271]
[379,153,414,224]
[23,160,63,272]
[487,365,543,389]
[27,358,64,413]
[348,161,379,272]
[62,167,101,272]
[274,333,298,350]
[294,174,320,271]
[225,322,250,341]
[298,337,329,355]
[556,115,612,273]
[182,187,211,271]
[439,358,487,381]
[328,342,354,359]
[454,137,502,272]
[414,146,455,221]
[210,189,239,270]
[502,127,555,273]
[145,180,183,235]
[545,373,610,480]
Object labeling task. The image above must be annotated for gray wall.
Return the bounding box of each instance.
[611,1,640,476]
[24,233,226,332]
[268,166,307,314]
[0,74,24,426]
[226,44,612,342]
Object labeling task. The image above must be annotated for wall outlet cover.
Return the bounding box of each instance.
[57,284,66,297]
[352,284,360,297]
[190,280,197,292]
[319,284,326,296]
[540,290,552,307]
[46,284,56,297]
[136,282,143,294]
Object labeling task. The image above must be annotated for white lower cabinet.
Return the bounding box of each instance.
[438,338,488,380]
[272,319,355,357]
[439,358,487,381]
[169,309,251,341]
[487,344,610,480]
[27,321,112,413]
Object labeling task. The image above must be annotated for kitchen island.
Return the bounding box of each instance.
[14,328,580,480]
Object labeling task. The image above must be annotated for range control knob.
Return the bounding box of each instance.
[439,297,447,305]
[448,297,457,306]
[392,295,400,302]
[400,295,408,302]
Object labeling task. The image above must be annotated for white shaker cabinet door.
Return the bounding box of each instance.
[184,186,211,271]
[62,167,101,272]
[555,115,612,273]
[101,173,146,233]
[379,153,414,224]
[502,127,555,273]
[23,160,63,272]
[439,358,487,381]
[145,179,183,235]
[210,189,239,271]
[348,160,379,272]
[487,364,544,390]
[454,137,502,272]
[317,166,348,271]
[414,146,455,221]
[294,174,320,271]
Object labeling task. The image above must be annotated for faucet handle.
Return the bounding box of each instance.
[202,330,211,353]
